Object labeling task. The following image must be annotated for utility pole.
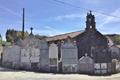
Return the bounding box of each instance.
[22,8,25,40]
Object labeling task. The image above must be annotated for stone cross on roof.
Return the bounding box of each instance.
[87,10,92,15]
[90,10,92,14]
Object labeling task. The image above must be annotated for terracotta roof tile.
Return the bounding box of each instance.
[46,30,84,41]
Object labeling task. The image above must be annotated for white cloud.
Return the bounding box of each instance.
[54,14,85,21]
[98,8,120,27]
[79,0,101,5]
[0,5,21,17]
[31,26,64,36]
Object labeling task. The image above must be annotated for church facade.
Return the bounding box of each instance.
[76,12,111,63]
[75,12,112,74]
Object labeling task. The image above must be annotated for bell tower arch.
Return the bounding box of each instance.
[86,11,96,30]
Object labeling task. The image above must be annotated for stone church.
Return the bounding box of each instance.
[76,11,111,63]
[46,11,120,74]
[75,11,112,74]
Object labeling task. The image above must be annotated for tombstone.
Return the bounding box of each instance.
[2,45,21,69]
[30,48,40,62]
[21,35,41,48]
[94,63,108,74]
[20,35,41,70]
[0,45,3,64]
[39,40,49,72]
[30,48,40,71]
[78,53,94,74]
[94,63,100,74]
[101,63,107,74]
[29,37,41,48]
[116,61,120,72]
[20,48,31,70]
[49,43,58,72]
[111,59,120,73]
[109,46,120,60]
[107,63,112,74]
[61,38,78,73]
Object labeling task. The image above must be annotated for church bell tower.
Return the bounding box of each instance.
[86,11,96,31]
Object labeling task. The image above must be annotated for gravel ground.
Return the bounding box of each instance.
[0,71,120,80]
[0,66,120,80]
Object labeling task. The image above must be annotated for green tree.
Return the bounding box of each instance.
[6,29,29,43]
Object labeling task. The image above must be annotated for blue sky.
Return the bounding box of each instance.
[0,0,120,40]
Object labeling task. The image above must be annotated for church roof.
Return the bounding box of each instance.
[45,30,114,44]
[45,30,84,42]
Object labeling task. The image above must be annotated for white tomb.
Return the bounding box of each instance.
[30,48,40,63]
[61,40,78,73]
[20,48,31,69]
[2,45,21,69]
[49,43,58,59]
[0,45,3,60]
[21,48,30,63]
[39,40,49,71]
[49,43,58,72]
[20,36,41,70]
[20,36,41,48]
[78,53,94,74]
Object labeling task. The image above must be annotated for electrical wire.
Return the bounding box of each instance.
[52,0,120,19]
